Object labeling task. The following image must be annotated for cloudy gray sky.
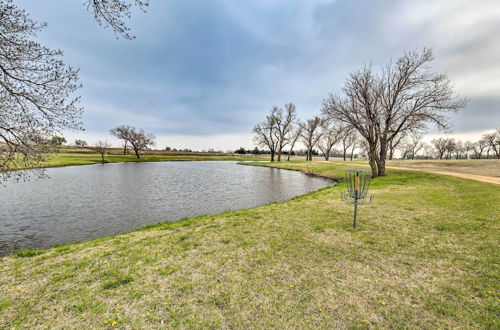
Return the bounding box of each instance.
[17,0,500,149]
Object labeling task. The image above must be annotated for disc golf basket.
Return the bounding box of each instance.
[340,169,374,229]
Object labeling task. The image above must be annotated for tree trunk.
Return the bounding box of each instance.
[270,151,275,162]
[368,144,378,178]
[343,148,347,161]
[101,153,105,163]
[277,147,282,162]
[377,140,388,176]
[287,143,295,161]
[123,141,127,155]
[350,144,356,161]
[376,158,386,176]
[134,149,140,159]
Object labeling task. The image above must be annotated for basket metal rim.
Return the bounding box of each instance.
[344,169,372,174]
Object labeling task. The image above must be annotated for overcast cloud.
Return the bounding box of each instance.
[17,0,500,149]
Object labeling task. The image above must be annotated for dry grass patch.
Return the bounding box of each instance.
[387,159,500,177]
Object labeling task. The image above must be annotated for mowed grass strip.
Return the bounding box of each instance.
[0,161,499,328]
[11,149,265,171]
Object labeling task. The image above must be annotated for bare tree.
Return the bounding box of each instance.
[110,125,154,158]
[128,129,155,159]
[253,113,278,162]
[318,120,341,161]
[388,132,407,160]
[482,129,500,159]
[445,140,457,159]
[453,141,464,159]
[375,48,466,174]
[399,134,423,160]
[338,125,358,161]
[300,116,324,161]
[322,67,380,176]
[463,141,474,159]
[95,140,111,163]
[323,48,466,177]
[272,103,297,162]
[287,127,302,161]
[472,138,489,159]
[358,139,370,159]
[349,134,358,161]
[432,138,455,159]
[0,1,82,181]
[110,125,134,155]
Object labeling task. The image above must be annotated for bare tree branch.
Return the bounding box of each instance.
[85,0,149,39]
[299,116,324,161]
[0,1,82,181]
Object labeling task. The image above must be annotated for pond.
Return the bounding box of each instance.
[0,161,333,255]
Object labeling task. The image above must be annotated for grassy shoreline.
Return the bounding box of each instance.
[1,161,499,328]
[29,151,265,170]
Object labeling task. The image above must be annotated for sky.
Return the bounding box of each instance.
[17,0,500,150]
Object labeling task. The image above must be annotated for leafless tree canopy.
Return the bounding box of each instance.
[323,48,466,177]
[94,140,111,163]
[86,0,149,39]
[424,131,499,160]
[273,103,297,162]
[287,127,302,161]
[110,125,134,155]
[110,125,154,158]
[253,112,278,162]
[482,129,500,159]
[399,134,423,160]
[318,120,341,161]
[300,116,324,161]
[322,67,380,175]
[253,103,299,162]
[128,129,155,158]
[337,124,358,161]
[0,1,82,181]
[431,138,455,159]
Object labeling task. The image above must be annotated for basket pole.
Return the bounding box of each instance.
[353,202,358,229]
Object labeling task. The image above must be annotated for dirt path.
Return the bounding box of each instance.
[387,166,500,185]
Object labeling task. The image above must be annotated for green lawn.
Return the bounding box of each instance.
[0,161,498,328]
[29,151,265,169]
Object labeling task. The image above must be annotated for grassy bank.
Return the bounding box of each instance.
[42,152,263,168]
[16,148,266,170]
[1,161,499,328]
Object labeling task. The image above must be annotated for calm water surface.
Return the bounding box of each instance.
[0,161,332,255]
